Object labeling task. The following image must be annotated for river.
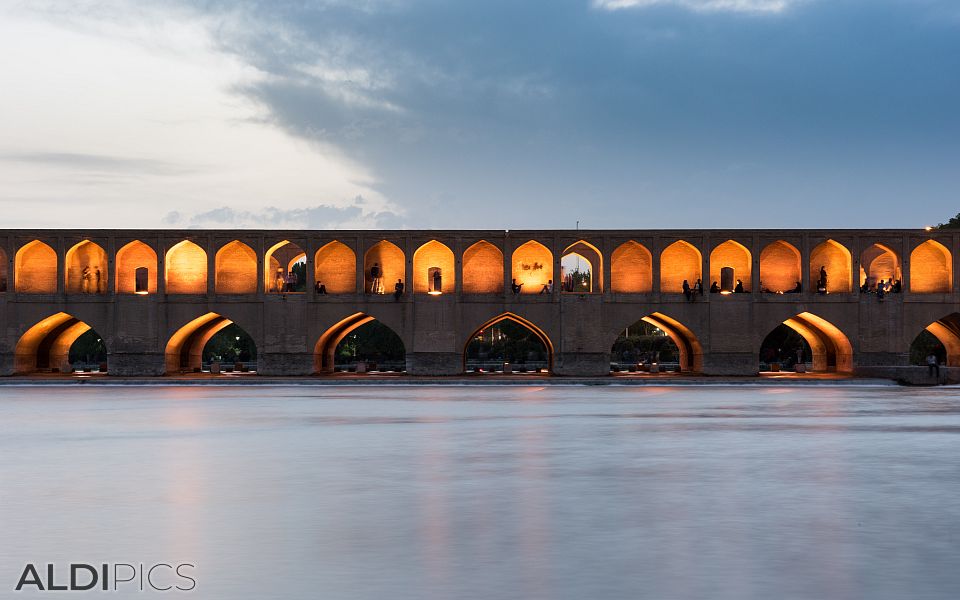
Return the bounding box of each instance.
[1,384,958,599]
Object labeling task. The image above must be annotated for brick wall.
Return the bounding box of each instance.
[165,241,207,294]
[810,240,852,293]
[759,241,800,293]
[512,240,553,294]
[116,240,157,294]
[610,241,652,293]
[413,240,455,293]
[15,240,57,293]
[315,241,356,294]
[709,240,752,291]
[215,241,258,294]
[364,241,404,293]
[910,240,952,293]
[463,241,503,294]
[660,241,701,294]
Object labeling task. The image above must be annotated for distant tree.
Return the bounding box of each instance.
[69,329,107,364]
[936,213,960,229]
[203,324,257,363]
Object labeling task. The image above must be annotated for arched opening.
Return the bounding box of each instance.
[660,240,702,295]
[764,312,853,373]
[0,247,7,292]
[859,243,901,292]
[314,313,406,373]
[610,319,681,373]
[165,240,207,294]
[912,314,960,367]
[265,240,306,293]
[759,324,813,372]
[619,312,702,372]
[413,240,455,295]
[810,239,852,293]
[511,240,553,295]
[462,240,503,294]
[709,240,751,293]
[65,241,108,294]
[14,312,107,374]
[610,240,652,293]
[562,240,602,293]
[364,240,404,295]
[463,313,553,373]
[215,240,257,294]
[15,240,57,293]
[116,240,157,294]
[314,240,356,294]
[759,241,801,294]
[165,313,257,374]
[910,240,952,293]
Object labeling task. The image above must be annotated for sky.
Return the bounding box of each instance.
[0,0,957,230]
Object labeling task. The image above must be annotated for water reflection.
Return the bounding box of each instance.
[0,384,959,600]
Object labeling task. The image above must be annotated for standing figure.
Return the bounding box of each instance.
[926,353,940,380]
[694,279,703,295]
[432,269,442,293]
[370,262,382,294]
[393,278,404,301]
[818,266,828,293]
[682,279,692,301]
[94,267,102,293]
[275,268,285,294]
[81,266,92,293]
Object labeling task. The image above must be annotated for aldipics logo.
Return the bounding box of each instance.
[14,563,196,593]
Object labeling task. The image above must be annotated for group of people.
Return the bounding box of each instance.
[274,269,299,293]
[368,263,404,300]
[80,266,104,293]
[860,277,902,300]
[510,279,554,295]
[681,279,703,301]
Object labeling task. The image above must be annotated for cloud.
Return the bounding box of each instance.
[162,198,406,229]
[0,152,197,176]
[592,0,799,13]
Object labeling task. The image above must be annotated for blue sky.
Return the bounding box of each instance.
[0,0,957,229]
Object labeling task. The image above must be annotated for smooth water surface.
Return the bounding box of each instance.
[1,384,959,599]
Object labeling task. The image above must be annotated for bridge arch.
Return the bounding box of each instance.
[810,239,852,293]
[511,240,553,294]
[265,240,306,293]
[562,240,602,292]
[910,240,952,293]
[116,240,157,294]
[165,240,207,294]
[215,240,257,294]
[15,240,57,293]
[860,243,900,289]
[164,312,257,374]
[912,313,960,367]
[314,312,406,373]
[710,239,751,292]
[759,240,801,293]
[413,240,455,294]
[660,240,701,295]
[14,312,108,374]
[65,240,107,294]
[462,240,503,294]
[762,312,853,372]
[636,312,703,372]
[315,240,356,294]
[462,312,554,372]
[610,240,652,293]
[364,240,404,295]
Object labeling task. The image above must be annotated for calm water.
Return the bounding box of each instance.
[1,384,959,599]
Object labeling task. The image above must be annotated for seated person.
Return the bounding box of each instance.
[734,279,744,293]
[315,280,327,294]
[860,281,870,293]
[710,281,720,293]
[891,279,902,293]
[510,279,523,295]
[789,281,802,294]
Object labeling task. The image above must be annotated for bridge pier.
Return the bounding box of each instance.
[406,352,463,376]
[0,353,13,377]
[108,353,165,376]
[553,352,610,377]
[258,352,314,376]
[701,352,758,376]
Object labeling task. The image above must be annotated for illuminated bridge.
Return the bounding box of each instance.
[1,229,958,379]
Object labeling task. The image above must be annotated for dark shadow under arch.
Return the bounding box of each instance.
[314,313,406,373]
[165,312,257,374]
[770,312,853,372]
[915,313,960,367]
[463,312,554,372]
[637,312,703,372]
[15,312,107,374]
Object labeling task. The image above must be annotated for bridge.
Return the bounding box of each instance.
[1,228,958,379]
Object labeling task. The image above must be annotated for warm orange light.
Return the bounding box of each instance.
[428,290,442,295]
[925,226,933,231]
[720,290,732,295]
[135,290,149,295]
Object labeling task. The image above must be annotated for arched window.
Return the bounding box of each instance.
[165,240,207,294]
[215,240,257,294]
[15,240,57,293]
[910,240,952,293]
[315,241,357,294]
[660,240,701,294]
[810,239,852,293]
[462,241,503,294]
[116,240,157,294]
[413,240,455,294]
[610,241,652,293]
[709,240,751,293]
[511,240,553,294]
[759,241,801,293]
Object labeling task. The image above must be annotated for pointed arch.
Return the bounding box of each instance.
[759,240,801,293]
[215,240,257,294]
[163,312,258,373]
[14,312,105,373]
[511,240,553,294]
[165,240,207,294]
[709,239,752,292]
[611,240,652,293]
[660,240,702,295]
[462,312,554,371]
[116,240,157,294]
[314,312,406,373]
[264,240,306,293]
[860,243,900,288]
[462,240,503,294]
[777,312,853,372]
[638,312,703,372]
[910,240,952,293]
[15,240,57,293]
[810,239,852,293]
[364,240,405,294]
[315,240,357,294]
[65,240,108,294]
[413,240,455,294]
[562,240,603,292]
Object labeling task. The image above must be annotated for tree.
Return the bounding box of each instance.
[936,213,960,229]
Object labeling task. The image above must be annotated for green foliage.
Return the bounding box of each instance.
[465,319,548,363]
[566,267,591,291]
[68,329,106,364]
[936,213,960,229]
[610,320,678,363]
[335,321,405,364]
[290,261,307,292]
[203,324,257,362]
[909,330,945,365]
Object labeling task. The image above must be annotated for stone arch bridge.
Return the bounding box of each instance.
[1,228,958,378]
